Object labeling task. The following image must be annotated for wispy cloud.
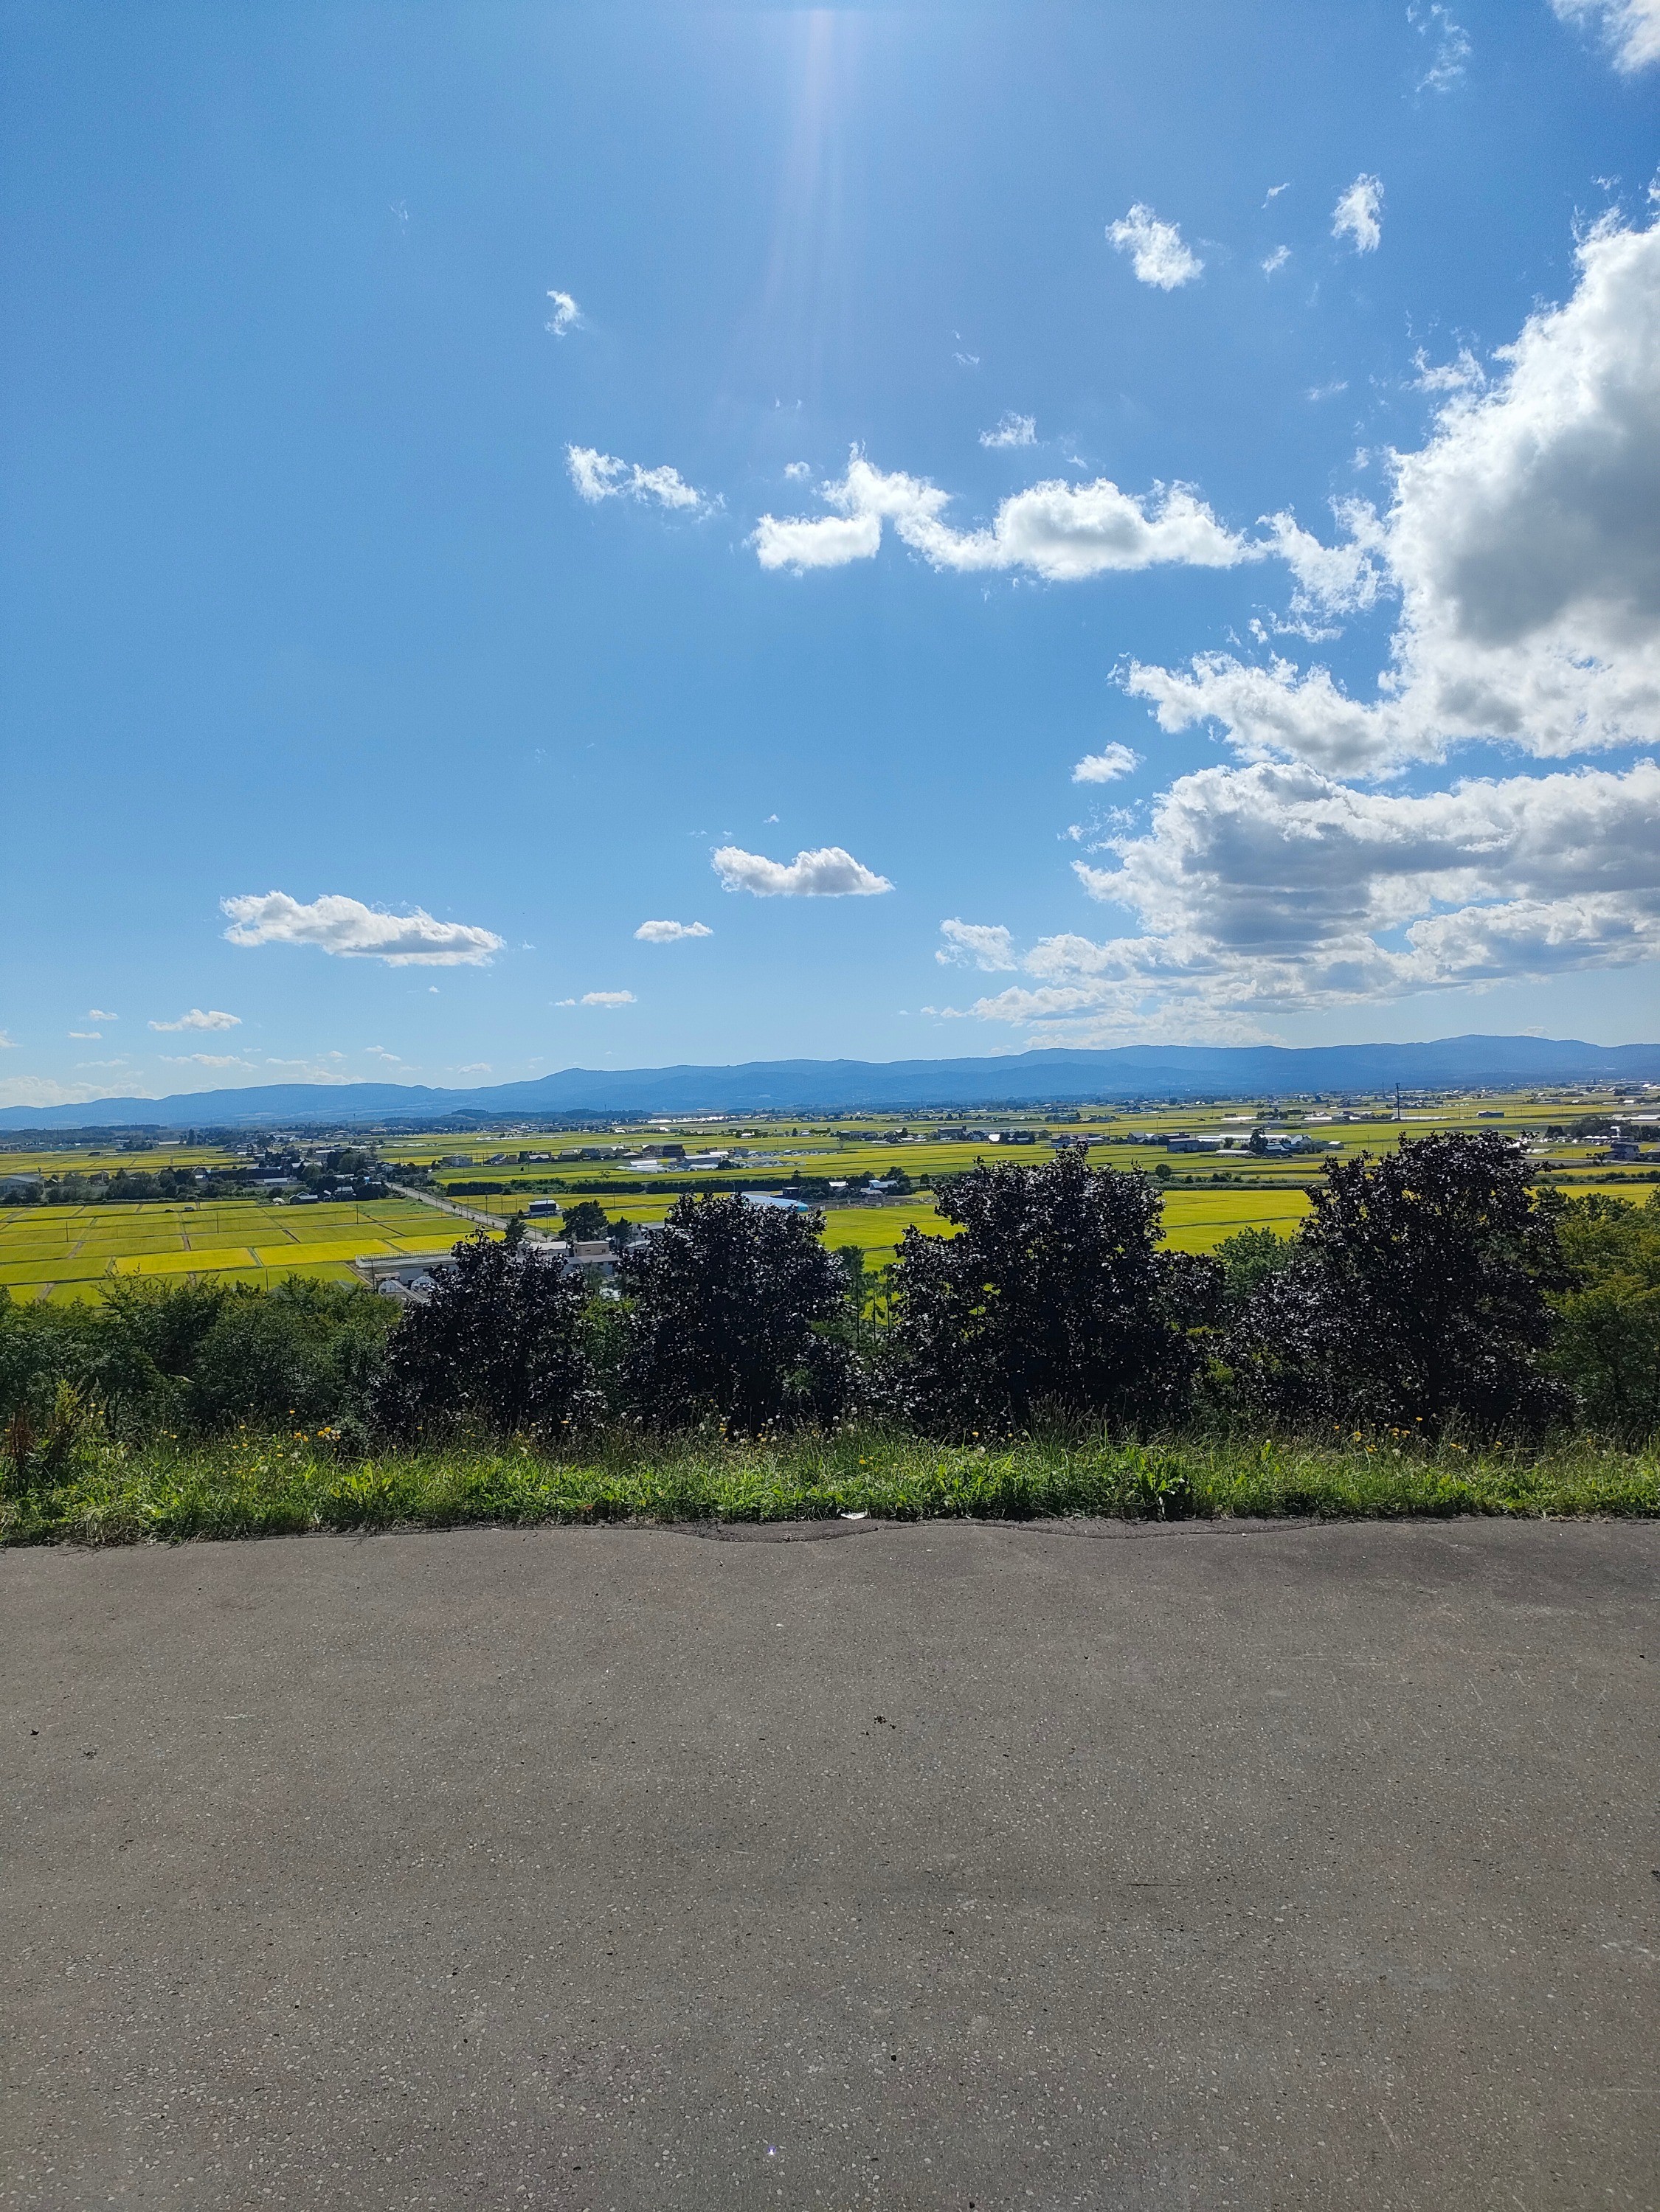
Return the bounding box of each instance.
[160,1053,255,1069]
[1332,173,1384,254]
[936,920,1017,971]
[544,288,582,336]
[68,1030,101,1041]
[1549,0,1660,73]
[149,1008,241,1033]
[87,1008,117,1021]
[1410,2,1471,91]
[567,445,712,514]
[222,892,504,966]
[1107,204,1203,289]
[1261,246,1290,276]
[980,412,1037,449]
[713,844,893,897]
[1411,344,1485,393]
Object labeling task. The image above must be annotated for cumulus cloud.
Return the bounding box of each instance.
[149,1008,241,1033]
[580,991,635,1007]
[1072,743,1142,784]
[222,892,505,966]
[1332,174,1384,253]
[544,288,582,336]
[753,451,1259,580]
[936,920,1017,971]
[567,446,711,514]
[1550,0,1660,72]
[945,758,1660,1040]
[1124,215,1660,774]
[1107,204,1203,289]
[68,1030,101,1041]
[87,1008,117,1021]
[981,412,1037,448]
[713,844,893,897]
[634,919,713,942]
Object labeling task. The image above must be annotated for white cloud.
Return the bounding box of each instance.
[86,1008,117,1021]
[712,844,893,897]
[1072,743,1142,784]
[149,1008,241,1033]
[544,288,582,337]
[936,920,1018,971]
[1107,204,1203,289]
[1550,0,1660,72]
[160,1053,255,1069]
[456,1062,494,1073]
[1124,215,1660,774]
[634,919,713,942]
[580,991,635,1007]
[256,1059,353,1084]
[1264,182,1291,205]
[222,892,505,966]
[944,758,1660,1041]
[0,1075,148,1108]
[0,1030,15,1049]
[1262,246,1290,276]
[981,412,1037,448]
[1411,344,1485,393]
[567,445,710,514]
[754,451,1259,580]
[784,460,812,481]
[1332,174,1384,254]
[1411,2,1471,91]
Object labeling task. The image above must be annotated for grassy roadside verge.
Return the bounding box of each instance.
[3,1429,1656,1544]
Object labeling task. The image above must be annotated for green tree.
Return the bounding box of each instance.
[1549,1193,1660,1438]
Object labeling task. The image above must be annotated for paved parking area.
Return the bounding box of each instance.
[4,1516,1658,2208]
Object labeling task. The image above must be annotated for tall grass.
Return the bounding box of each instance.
[3,1424,1654,1544]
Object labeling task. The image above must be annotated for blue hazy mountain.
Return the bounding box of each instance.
[3,1036,1659,1128]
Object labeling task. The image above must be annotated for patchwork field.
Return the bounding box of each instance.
[0,1154,1650,1300]
[0,1199,480,1301]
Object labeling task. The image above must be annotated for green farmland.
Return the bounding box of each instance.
[0,1199,482,1302]
[1,1080,1653,1294]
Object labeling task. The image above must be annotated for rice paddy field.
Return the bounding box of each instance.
[0,1198,482,1302]
[1,1084,1653,1295]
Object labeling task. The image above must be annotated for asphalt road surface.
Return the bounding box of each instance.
[5,1517,1658,2211]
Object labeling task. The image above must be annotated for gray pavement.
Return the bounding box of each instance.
[4,1517,1658,2211]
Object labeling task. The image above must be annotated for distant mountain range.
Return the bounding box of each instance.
[3,1036,1658,1130]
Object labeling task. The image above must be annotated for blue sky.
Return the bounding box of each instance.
[2,0,1658,1106]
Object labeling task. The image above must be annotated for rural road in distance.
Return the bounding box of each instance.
[5,1518,1658,2210]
